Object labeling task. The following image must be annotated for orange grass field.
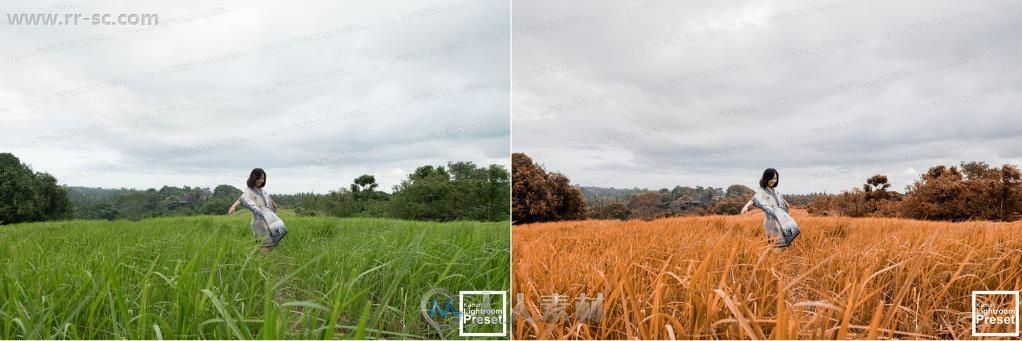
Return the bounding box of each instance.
[511,209,1022,340]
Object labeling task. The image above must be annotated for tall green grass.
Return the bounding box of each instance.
[0,212,509,339]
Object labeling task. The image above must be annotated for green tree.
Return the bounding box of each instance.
[390,165,454,220]
[348,174,389,215]
[199,185,242,215]
[35,173,72,221]
[351,174,378,194]
[482,164,511,221]
[323,188,358,217]
[0,153,72,224]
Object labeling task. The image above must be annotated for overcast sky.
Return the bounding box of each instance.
[2,0,509,194]
[513,0,1022,194]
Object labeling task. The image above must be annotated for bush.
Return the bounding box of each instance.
[708,196,749,215]
[588,202,630,220]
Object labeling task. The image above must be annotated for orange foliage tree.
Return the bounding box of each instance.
[901,162,1022,221]
[512,153,587,224]
[809,162,1022,221]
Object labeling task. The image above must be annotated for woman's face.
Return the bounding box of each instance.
[768,173,778,188]
[257,174,265,187]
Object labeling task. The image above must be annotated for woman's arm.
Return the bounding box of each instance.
[228,199,240,215]
[740,199,753,214]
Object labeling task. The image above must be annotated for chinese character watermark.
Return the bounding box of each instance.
[513,292,604,325]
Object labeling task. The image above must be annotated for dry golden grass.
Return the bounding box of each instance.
[512,209,1022,340]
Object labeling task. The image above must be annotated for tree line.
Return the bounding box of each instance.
[512,152,821,223]
[0,153,509,224]
[67,185,243,221]
[808,162,1022,221]
[296,162,509,221]
[512,153,1022,223]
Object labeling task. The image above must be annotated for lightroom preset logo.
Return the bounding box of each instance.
[459,291,507,337]
[972,290,1020,337]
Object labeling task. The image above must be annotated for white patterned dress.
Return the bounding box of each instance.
[238,187,287,247]
[751,186,800,247]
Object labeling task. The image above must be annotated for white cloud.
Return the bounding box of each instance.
[2,0,510,193]
[512,0,1022,193]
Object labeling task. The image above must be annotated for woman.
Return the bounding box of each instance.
[228,168,287,253]
[740,168,800,248]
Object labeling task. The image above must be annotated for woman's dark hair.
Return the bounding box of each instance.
[759,168,779,189]
[247,168,266,189]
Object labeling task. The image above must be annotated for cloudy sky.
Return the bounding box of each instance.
[2,0,509,194]
[513,0,1022,194]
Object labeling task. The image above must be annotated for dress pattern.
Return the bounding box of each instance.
[238,187,287,247]
[751,187,800,247]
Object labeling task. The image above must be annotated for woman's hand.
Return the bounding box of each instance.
[228,199,240,215]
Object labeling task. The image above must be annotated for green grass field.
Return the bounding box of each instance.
[0,211,509,339]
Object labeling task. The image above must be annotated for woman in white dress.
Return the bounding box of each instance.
[228,168,287,253]
[740,168,800,248]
